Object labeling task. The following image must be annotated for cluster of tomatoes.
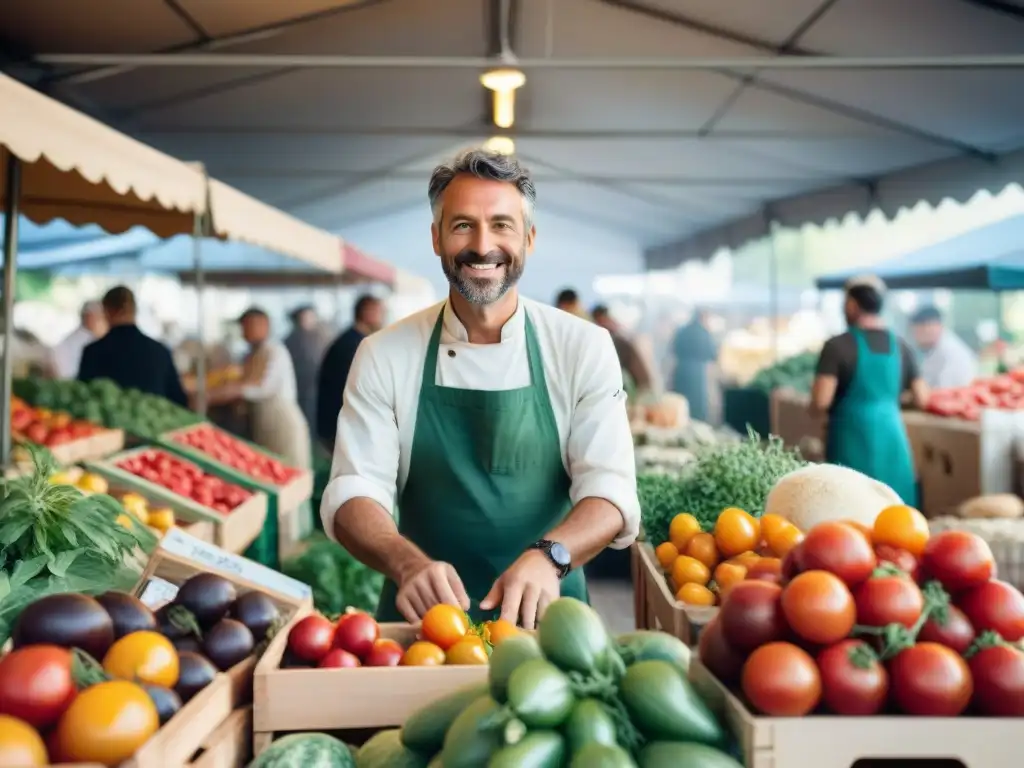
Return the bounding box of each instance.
[655,508,805,607]
[700,506,1024,718]
[172,424,301,486]
[10,397,101,448]
[116,450,253,513]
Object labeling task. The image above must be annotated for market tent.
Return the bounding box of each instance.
[815,214,1024,292]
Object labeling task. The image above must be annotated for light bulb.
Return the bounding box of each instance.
[484,136,515,155]
[479,67,526,92]
[493,89,516,129]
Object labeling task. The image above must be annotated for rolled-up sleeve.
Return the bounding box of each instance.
[567,329,641,549]
[319,341,400,538]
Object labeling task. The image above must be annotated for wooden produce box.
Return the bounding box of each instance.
[769,389,825,461]
[634,541,717,646]
[9,428,125,471]
[690,659,1016,768]
[86,447,268,554]
[101,478,216,545]
[253,609,489,754]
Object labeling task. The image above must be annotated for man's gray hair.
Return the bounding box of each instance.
[427,147,536,229]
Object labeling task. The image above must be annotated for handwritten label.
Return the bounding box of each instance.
[160,528,312,602]
[139,576,179,609]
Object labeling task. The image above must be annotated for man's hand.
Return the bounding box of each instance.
[480,550,560,630]
[395,559,471,623]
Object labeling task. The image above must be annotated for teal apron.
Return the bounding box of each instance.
[825,328,918,507]
[375,309,589,623]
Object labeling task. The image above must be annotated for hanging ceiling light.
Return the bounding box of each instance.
[483,136,515,155]
[480,67,526,129]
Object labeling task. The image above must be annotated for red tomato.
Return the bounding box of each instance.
[781,571,856,646]
[319,649,361,668]
[921,530,995,592]
[741,642,822,716]
[363,639,404,667]
[333,612,380,660]
[745,559,783,585]
[854,575,924,629]
[719,581,787,653]
[874,544,919,582]
[780,544,803,585]
[888,643,973,716]
[798,522,877,587]
[957,580,1024,642]
[816,639,889,716]
[287,615,336,663]
[697,617,747,686]
[917,605,976,654]
[968,643,1024,716]
[0,645,76,729]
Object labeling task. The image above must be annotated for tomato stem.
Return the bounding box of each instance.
[70,648,111,689]
[964,630,1008,659]
[870,562,907,579]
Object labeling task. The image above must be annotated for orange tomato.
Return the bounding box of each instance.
[401,641,446,666]
[765,522,804,557]
[0,715,47,767]
[713,562,748,596]
[49,681,159,765]
[102,631,179,688]
[483,619,519,647]
[421,604,469,650]
[654,542,679,570]
[669,513,702,551]
[445,638,489,665]
[714,508,761,557]
[759,513,789,542]
[732,551,762,567]
[873,505,929,557]
[677,583,716,607]
[671,555,711,588]
[843,519,874,542]
[746,557,783,584]
[685,532,720,570]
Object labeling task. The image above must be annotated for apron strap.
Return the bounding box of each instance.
[419,311,445,393]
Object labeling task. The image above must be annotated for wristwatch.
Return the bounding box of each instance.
[530,539,572,579]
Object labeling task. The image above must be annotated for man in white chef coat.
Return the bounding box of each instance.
[54,301,107,379]
[909,306,977,390]
[322,147,640,629]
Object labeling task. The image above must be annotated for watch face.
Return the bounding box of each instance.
[549,542,571,567]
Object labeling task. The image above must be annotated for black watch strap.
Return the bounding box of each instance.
[530,539,571,579]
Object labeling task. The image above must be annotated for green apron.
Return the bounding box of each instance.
[375,309,589,623]
[825,328,918,507]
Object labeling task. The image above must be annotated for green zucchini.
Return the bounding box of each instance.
[356,729,428,768]
[563,699,618,753]
[639,742,744,768]
[487,731,566,768]
[440,694,506,768]
[616,631,691,672]
[488,633,544,702]
[248,733,355,767]
[401,681,489,755]
[506,659,576,728]
[569,742,637,767]
[619,660,725,747]
[537,598,610,674]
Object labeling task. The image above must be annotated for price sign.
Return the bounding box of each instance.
[160,528,312,602]
[139,576,179,608]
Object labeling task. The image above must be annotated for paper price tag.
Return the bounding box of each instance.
[139,576,179,609]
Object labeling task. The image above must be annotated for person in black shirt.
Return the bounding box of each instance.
[78,285,188,407]
[811,275,928,505]
[316,295,385,451]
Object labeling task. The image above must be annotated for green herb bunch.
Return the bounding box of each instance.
[282,532,384,616]
[639,428,807,546]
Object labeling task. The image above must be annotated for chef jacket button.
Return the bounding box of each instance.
[447,349,456,358]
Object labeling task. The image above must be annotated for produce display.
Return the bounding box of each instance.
[926,370,1024,420]
[10,396,103,449]
[746,351,818,395]
[170,423,302,486]
[653,509,805,608]
[0,575,282,766]
[115,449,254,513]
[701,507,1024,718]
[14,377,202,439]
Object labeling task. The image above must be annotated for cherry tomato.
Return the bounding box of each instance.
[446,638,490,665]
[968,643,1024,716]
[0,645,76,729]
[745,557,783,585]
[888,642,972,716]
[671,555,711,588]
[668,513,701,551]
[319,649,360,668]
[333,612,380,659]
[765,522,804,558]
[873,505,929,557]
[917,605,976,654]
[677,583,716,606]
[854,575,924,629]
[421,605,469,650]
[798,522,877,587]
[401,641,446,666]
[483,619,520,647]
[0,714,47,767]
[957,580,1024,642]
[698,617,746,686]
[714,508,761,557]
[103,631,179,688]
[816,639,889,716]
[654,542,679,570]
[713,562,748,597]
[758,513,789,543]
[874,544,919,582]
[287,615,336,663]
[719,580,787,653]
[364,639,404,667]
[684,533,720,570]
[781,571,856,645]
[49,680,160,765]
[741,642,822,716]
[921,530,995,592]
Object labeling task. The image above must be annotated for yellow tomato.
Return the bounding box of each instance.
[765,522,804,557]
[758,513,788,542]
[103,631,179,688]
[654,542,679,570]
[401,641,446,666]
[714,508,761,557]
[115,514,133,530]
[0,715,47,767]
[873,505,929,557]
[676,583,716,607]
[483,619,520,647]
[49,681,159,766]
[421,604,469,650]
[77,473,109,494]
[670,555,711,588]
[684,532,720,570]
[445,638,490,665]
[147,508,175,531]
[713,561,748,596]
[731,551,762,567]
[668,513,701,551]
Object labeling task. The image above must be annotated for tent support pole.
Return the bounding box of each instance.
[1,155,22,467]
[192,211,207,417]
[768,219,780,364]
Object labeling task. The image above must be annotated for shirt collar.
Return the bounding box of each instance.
[442,299,525,343]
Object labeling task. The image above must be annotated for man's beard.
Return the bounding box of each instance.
[441,247,524,305]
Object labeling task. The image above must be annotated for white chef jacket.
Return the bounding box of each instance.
[242,339,299,403]
[919,330,978,390]
[320,298,641,548]
[53,326,95,379]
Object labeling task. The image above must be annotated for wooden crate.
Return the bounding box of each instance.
[630,541,649,630]
[253,608,489,754]
[636,541,717,646]
[690,659,1017,768]
[86,446,268,554]
[187,706,253,768]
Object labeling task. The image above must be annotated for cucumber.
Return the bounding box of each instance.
[356,730,428,768]
[506,659,576,728]
[489,633,544,702]
[249,733,355,767]
[487,731,566,768]
[619,660,725,747]
[569,743,637,768]
[563,699,618,753]
[401,681,490,755]
[537,598,610,674]
[616,631,691,672]
[639,742,744,768]
[440,695,506,768]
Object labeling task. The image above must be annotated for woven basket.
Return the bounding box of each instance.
[928,516,1024,591]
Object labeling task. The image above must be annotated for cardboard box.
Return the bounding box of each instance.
[634,541,717,646]
[769,390,825,460]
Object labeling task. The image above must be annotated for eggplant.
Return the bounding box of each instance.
[97,591,157,639]
[174,574,236,628]
[230,591,279,641]
[156,604,195,641]
[175,652,218,702]
[203,618,255,671]
[144,684,183,725]
[12,593,115,660]
[172,635,203,655]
